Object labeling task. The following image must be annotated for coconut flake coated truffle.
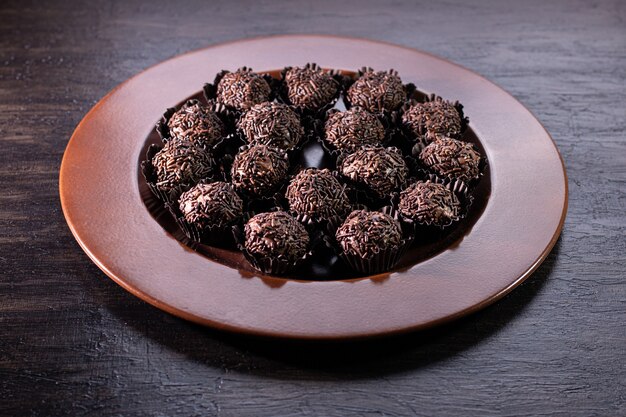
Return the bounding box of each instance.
[401,100,462,141]
[151,140,215,192]
[419,137,482,182]
[231,144,289,196]
[285,168,351,221]
[399,181,461,226]
[335,210,402,259]
[216,69,271,111]
[244,211,310,263]
[339,146,408,198]
[347,70,405,113]
[284,65,339,111]
[178,182,243,229]
[167,100,225,148]
[238,102,304,150]
[324,107,386,153]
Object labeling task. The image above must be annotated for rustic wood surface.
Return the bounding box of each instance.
[1,0,624,416]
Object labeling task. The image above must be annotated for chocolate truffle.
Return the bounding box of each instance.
[347,70,405,113]
[151,140,215,192]
[419,137,482,182]
[402,99,462,142]
[339,146,408,198]
[283,65,339,111]
[216,68,271,111]
[399,181,461,226]
[244,211,310,263]
[285,168,351,221]
[231,144,289,196]
[167,100,225,148]
[178,182,243,229]
[324,107,386,153]
[335,210,402,259]
[238,102,304,150]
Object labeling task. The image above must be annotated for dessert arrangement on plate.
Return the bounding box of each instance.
[142,64,485,276]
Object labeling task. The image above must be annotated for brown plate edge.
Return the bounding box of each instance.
[59,34,569,341]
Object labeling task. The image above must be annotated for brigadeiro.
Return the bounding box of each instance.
[243,211,310,273]
[285,168,351,223]
[150,139,215,201]
[334,209,408,273]
[238,102,304,150]
[399,180,461,227]
[346,69,405,113]
[178,181,243,230]
[283,64,339,111]
[230,144,289,196]
[401,99,462,142]
[324,107,386,153]
[216,68,271,111]
[166,100,225,148]
[419,137,482,182]
[339,146,408,199]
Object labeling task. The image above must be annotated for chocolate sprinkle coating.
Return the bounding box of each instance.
[399,181,461,226]
[216,69,271,111]
[324,107,386,152]
[179,182,243,229]
[151,140,215,191]
[419,137,482,182]
[244,211,309,263]
[284,65,338,111]
[238,102,304,150]
[402,100,462,141]
[347,70,405,113]
[339,146,408,198]
[167,101,225,148]
[231,144,289,196]
[335,210,402,259]
[285,168,351,221]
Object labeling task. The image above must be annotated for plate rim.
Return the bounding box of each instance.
[60,34,568,340]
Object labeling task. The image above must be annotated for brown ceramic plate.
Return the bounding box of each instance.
[60,35,567,340]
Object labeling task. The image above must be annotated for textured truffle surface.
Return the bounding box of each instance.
[402,100,462,141]
[335,210,402,259]
[324,107,385,152]
[399,181,461,226]
[285,168,351,221]
[216,69,271,111]
[284,65,338,111]
[347,70,405,113]
[167,101,225,148]
[244,211,309,263]
[179,182,243,229]
[151,140,214,191]
[339,146,408,198]
[231,145,289,196]
[419,137,482,182]
[238,102,304,150]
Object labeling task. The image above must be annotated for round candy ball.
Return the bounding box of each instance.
[347,70,405,113]
[178,182,243,229]
[244,211,310,263]
[399,181,461,226]
[339,146,408,198]
[335,210,402,259]
[285,168,351,221]
[231,144,289,196]
[238,102,304,150]
[324,107,385,153]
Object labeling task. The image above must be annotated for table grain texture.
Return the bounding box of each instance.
[1,0,625,416]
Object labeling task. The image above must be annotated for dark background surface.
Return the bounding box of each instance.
[1,0,624,416]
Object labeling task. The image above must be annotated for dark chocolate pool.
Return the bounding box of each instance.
[138,70,491,281]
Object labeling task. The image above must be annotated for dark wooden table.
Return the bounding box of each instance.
[1,0,624,416]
